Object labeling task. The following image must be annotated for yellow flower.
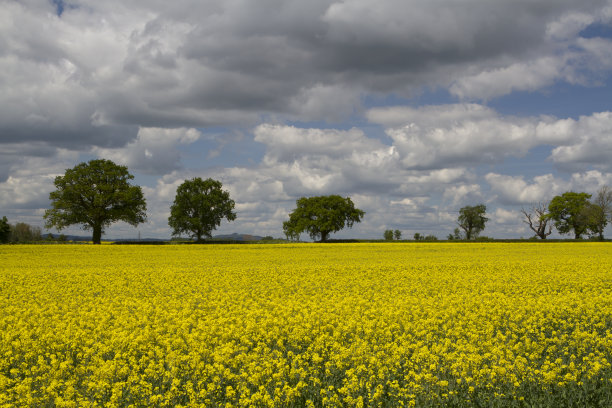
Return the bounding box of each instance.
[1,243,610,406]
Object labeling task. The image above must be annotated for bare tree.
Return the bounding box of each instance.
[10,222,42,242]
[521,202,552,239]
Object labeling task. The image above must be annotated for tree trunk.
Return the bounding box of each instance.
[92,224,102,244]
[320,231,329,242]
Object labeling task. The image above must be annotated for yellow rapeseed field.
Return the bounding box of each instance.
[0,243,611,407]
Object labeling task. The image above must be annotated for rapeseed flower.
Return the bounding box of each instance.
[0,243,611,406]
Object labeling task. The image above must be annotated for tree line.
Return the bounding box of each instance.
[1,159,362,244]
[2,159,612,244]
[0,217,42,243]
[521,187,612,240]
[389,187,612,242]
[385,187,612,241]
[35,159,361,244]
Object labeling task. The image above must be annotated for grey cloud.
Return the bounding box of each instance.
[4,0,611,155]
[253,124,403,195]
[485,170,612,205]
[442,184,483,206]
[367,104,497,128]
[368,105,612,171]
[368,104,538,170]
[0,143,79,182]
[92,127,202,175]
[318,0,607,87]
[0,151,80,211]
[254,124,384,162]
[549,111,612,170]
[485,173,564,205]
[450,37,612,99]
[249,124,475,203]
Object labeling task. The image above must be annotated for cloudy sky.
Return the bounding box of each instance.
[2,0,612,240]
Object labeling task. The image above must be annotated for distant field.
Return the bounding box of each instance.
[1,243,611,407]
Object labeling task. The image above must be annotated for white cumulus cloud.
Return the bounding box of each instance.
[92,127,202,175]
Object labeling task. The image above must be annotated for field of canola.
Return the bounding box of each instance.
[1,243,612,407]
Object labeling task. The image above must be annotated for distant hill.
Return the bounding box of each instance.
[114,238,166,242]
[43,233,91,241]
[43,233,165,242]
[43,233,265,242]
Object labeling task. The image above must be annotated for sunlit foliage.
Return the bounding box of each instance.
[1,243,611,407]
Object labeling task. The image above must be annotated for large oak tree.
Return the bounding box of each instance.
[44,159,147,244]
[547,192,592,239]
[283,195,365,242]
[457,204,488,240]
[168,177,236,242]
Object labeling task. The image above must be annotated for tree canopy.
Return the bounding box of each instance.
[168,177,236,242]
[10,223,42,242]
[586,185,612,240]
[0,217,10,243]
[283,195,365,242]
[547,192,592,239]
[457,204,488,240]
[43,159,147,244]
